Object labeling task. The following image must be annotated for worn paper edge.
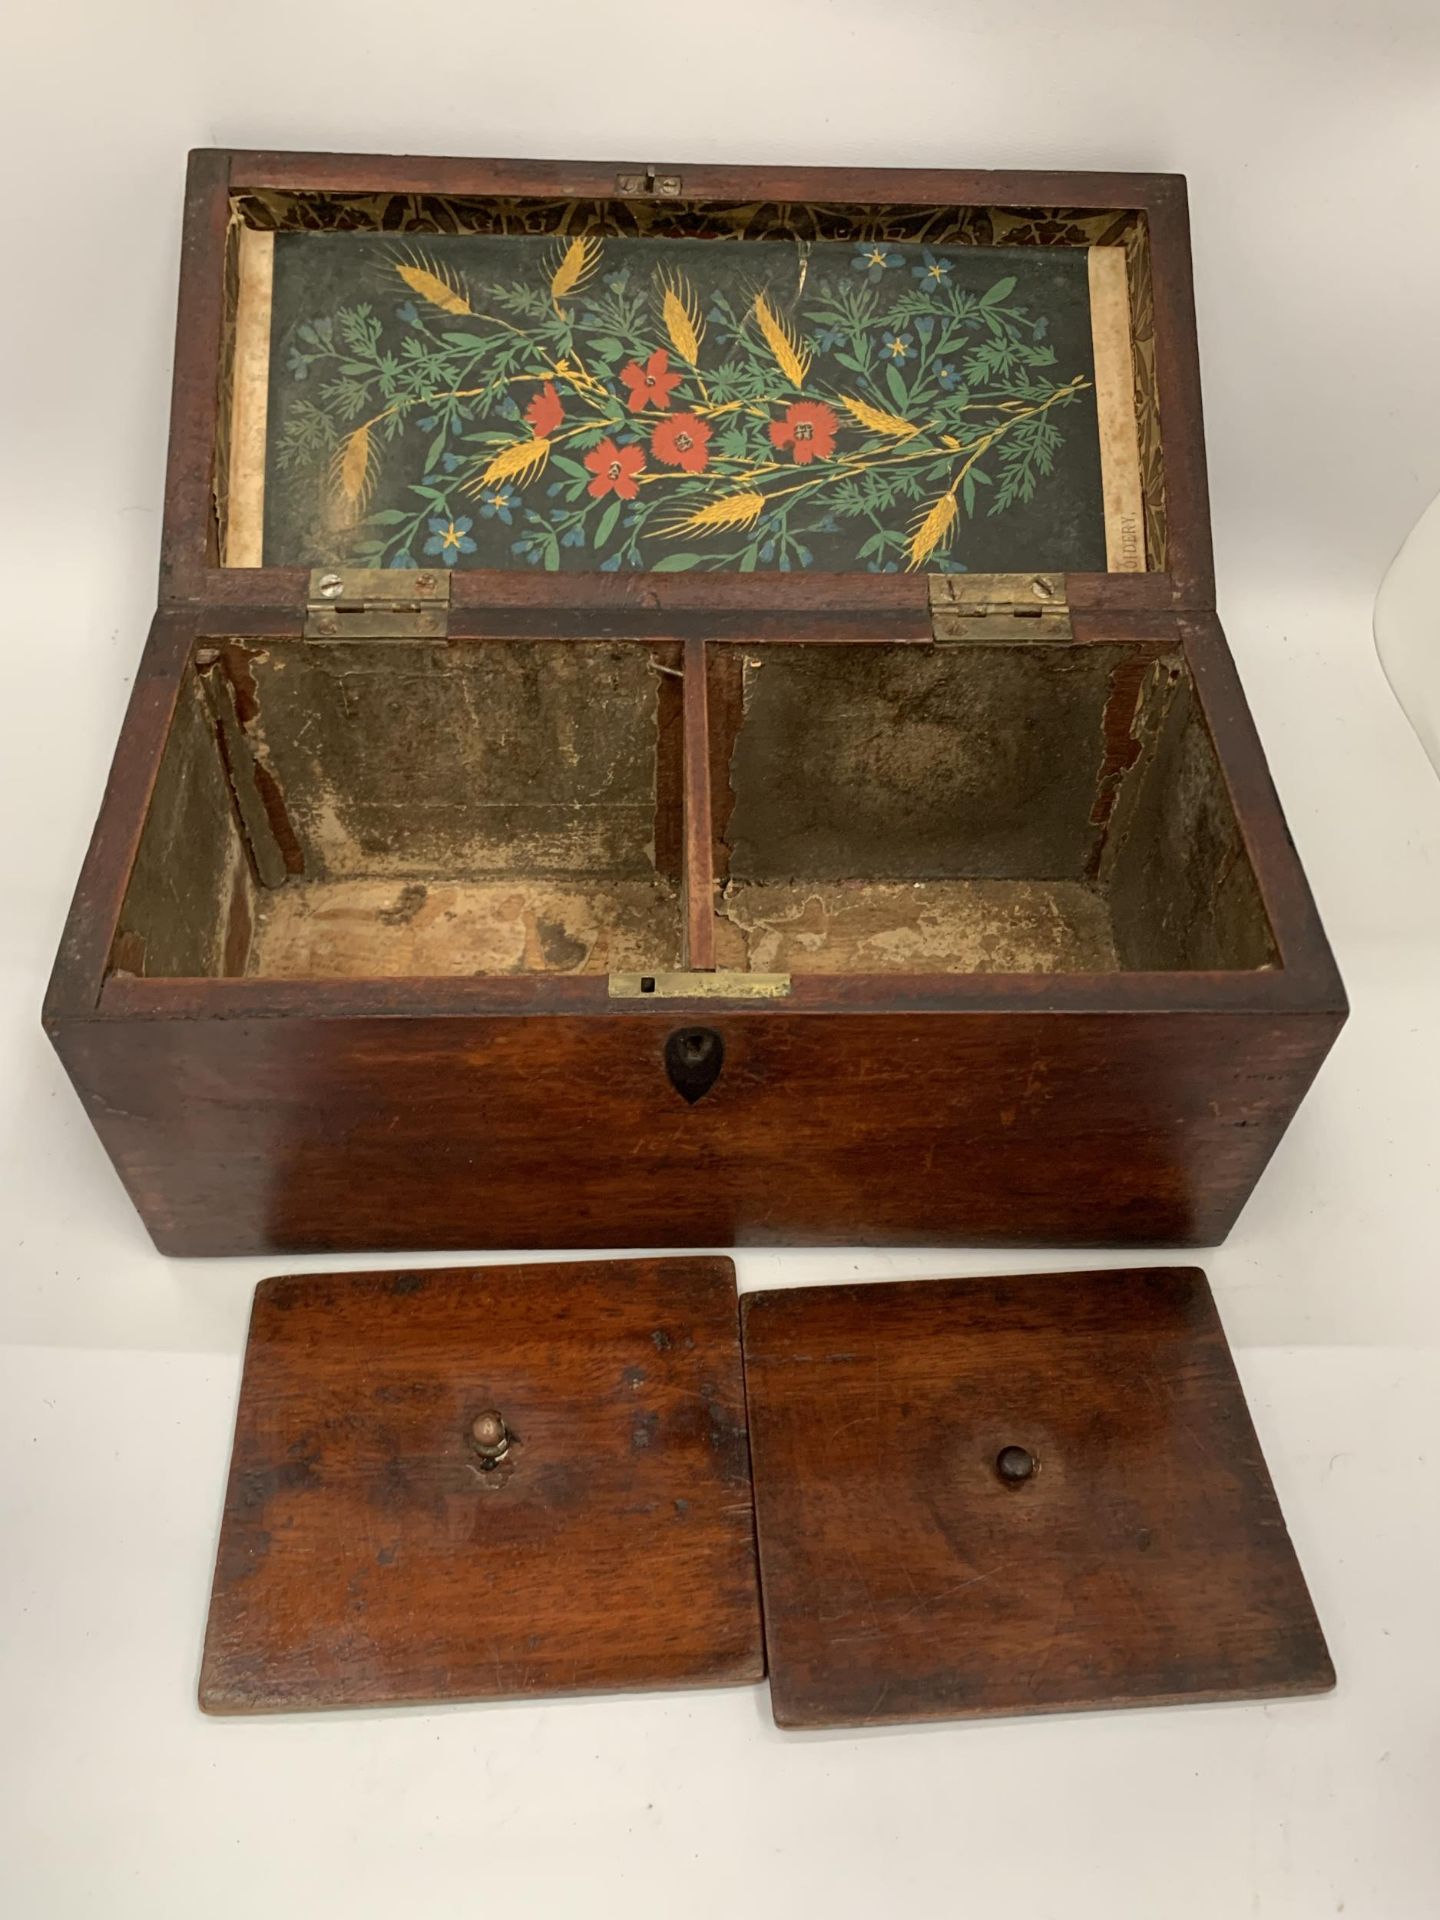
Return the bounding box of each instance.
[1088,246,1146,573]
[225,228,274,568]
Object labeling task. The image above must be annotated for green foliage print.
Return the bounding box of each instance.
[262,233,1107,575]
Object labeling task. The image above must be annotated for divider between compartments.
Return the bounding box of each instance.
[681,637,717,970]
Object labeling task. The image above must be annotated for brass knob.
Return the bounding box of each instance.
[470,1410,510,1461]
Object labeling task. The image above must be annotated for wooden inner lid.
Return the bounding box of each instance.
[199,1257,761,1714]
[742,1266,1332,1730]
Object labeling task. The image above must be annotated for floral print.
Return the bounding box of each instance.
[584,438,645,500]
[769,401,839,466]
[651,412,711,473]
[911,249,953,286]
[621,348,682,412]
[424,516,476,564]
[525,382,565,437]
[850,245,904,282]
[266,232,1104,575]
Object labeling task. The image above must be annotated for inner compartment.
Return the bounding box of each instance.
[113,640,684,980]
[707,643,1274,974]
[113,635,1274,983]
[219,187,1161,579]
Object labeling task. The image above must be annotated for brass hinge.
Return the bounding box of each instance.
[305,567,451,641]
[929,573,1072,644]
[615,166,684,199]
[609,969,791,1000]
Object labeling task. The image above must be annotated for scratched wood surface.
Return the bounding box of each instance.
[741,1267,1334,1729]
[199,1257,762,1714]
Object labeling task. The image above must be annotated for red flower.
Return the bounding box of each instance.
[769,400,839,465]
[650,412,711,474]
[621,348,683,412]
[525,381,565,437]
[584,437,645,500]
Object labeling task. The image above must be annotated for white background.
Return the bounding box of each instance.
[3,4,1439,1915]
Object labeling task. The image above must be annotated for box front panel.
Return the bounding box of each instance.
[53,1006,1341,1256]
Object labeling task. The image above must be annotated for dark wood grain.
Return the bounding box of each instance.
[200,1257,761,1714]
[159,151,230,600]
[53,1004,1340,1256]
[741,1267,1333,1728]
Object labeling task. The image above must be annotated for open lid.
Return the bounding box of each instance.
[742,1267,1332,1730]
[162,153,1214,628]
[199,1257,761,1715]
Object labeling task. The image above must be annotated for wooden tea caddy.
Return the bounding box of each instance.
[45,151,1345,1256]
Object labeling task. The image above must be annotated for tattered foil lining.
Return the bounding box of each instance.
[219,193,1166,575]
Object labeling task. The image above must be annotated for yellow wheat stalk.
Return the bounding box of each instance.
[840,395,919,439]
[752,293,810,388]
[906,491,959,570]
[550,236,603,306]
[660,275,705,364]
[395,257,471,316]
[466,437,552,493]
[334,424,375,509]
[665,491,767,536]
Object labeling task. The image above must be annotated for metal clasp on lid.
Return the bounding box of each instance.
[615,167,684,198]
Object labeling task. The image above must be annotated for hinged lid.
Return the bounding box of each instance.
[928,570,1072,642]
[159,153,1215,624]
[304,564,451,639]
[742,1267,1332,1730]
[199,1257,761,1715]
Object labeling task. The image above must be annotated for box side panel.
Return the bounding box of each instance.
[49,1007,1341,1256]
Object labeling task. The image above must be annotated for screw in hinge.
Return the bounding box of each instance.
[1029,576,1056,603]
[317,572,345,600]
[470,1410,511,1464]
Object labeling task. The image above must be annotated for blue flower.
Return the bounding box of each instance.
[441,452,464,474]
[599,551,623,572]
[396,300,419,325]
[850,245,903,282]
[814,324,847,353]
[866,560,900,575]
[388,551,417,569]
[561,525,586,549]
[937,362,961,390]
[477,489,515,525]
[424,515,477,564]
[911,248,953,287]
[882,332,915,363]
